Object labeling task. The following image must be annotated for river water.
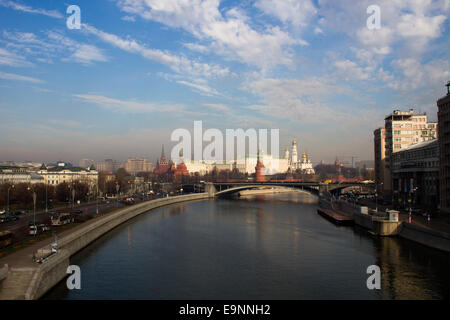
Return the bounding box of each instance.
[44,192,450,300]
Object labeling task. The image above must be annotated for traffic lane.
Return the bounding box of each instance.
[0,201,125,232]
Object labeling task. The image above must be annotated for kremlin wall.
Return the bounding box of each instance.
[153,140,316,178]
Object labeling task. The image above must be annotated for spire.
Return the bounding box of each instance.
[161,144,165,158]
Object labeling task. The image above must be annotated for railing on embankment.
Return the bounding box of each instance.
[334,199,450,252]
[0,193,211,300]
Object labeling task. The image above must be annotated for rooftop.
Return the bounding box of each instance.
[393,139,438,153]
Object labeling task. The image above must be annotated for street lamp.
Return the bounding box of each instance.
[27,187,36,235]
[7,184,14,212]
[45,183,48,213]
[375,182,383,212]
[116,183,120,207]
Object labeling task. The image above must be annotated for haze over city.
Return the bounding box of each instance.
[0,0,448,164]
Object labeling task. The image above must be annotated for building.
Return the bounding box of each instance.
[438,81,450,214]
[174,149,189,182]
[374,109,437,197]
[0,165,44,184]
[241,150,289,175]
[287,140,315,174]
[37,162,98,189]
[391,139,439,210]
[124,158,154,175]
[79,159,95,169]
[96,159,120,172]
[154,145,171,175]
[255,151,265,182]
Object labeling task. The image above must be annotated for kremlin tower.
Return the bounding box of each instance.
[154,145,170,175]
[291,140,298,164]
[174,149,189,182]
[255,150,265,182]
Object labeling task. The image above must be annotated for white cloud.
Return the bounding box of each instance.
[70,44,108,64]
[83,24,229,78]
[0,0,63,18]
[319,0,448,55]
[73,94,184,114]
[116,0,306,71]
[121,15,136,22]
[247,77,362,124]
[334,60,370,81]
[0,71,44,83]
[0,46,31,66]
[1,31,108,65]
[255,0,317,28]
[176,80,221,96]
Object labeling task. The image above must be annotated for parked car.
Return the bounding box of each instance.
[14,210,28,216]
[0,211,19,223]
[29,223,51,236]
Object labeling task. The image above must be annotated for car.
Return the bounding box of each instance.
[71,209,83,215]
[0,212,18,223]
[14,210,27,216]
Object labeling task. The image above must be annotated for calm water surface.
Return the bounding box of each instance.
[44,193,450,299]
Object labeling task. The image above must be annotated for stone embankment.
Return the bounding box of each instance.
[0,193,211,300]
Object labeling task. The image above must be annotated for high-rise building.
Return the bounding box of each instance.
[124,158,154,175]
[438,81,450,214]
[96,159,118,172]
[79,159,95,169]
[374,109,437,197]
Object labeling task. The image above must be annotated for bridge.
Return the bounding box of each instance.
[202,182,374,198]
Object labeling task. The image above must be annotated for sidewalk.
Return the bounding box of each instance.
[358,198,450,235]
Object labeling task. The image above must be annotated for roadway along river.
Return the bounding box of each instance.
[44,192,450,299]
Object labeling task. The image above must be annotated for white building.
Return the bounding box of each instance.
[0,165,44,184]
[286,140,315,174]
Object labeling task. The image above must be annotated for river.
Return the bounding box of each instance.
[44,192,450,299]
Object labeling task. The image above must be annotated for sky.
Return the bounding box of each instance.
[0,0,449,165]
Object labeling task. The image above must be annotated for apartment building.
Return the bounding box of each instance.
[374,109,437,197]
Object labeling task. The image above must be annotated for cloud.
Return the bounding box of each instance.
[319,0,449,55]
[255,0,317,28]
[334,60,370,81]
[176,80,221,96]
[73,94,184,114]
[0,71,44,83]
[247,76,371,125]
[83,24,229,78]
[0,46,31,66]
[0,0,63,19]
[116,0,307,71]
[121,15,136,22]
[1,30,108,65]
[70,44,108,64]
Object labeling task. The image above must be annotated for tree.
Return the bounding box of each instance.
[56,182,71,203]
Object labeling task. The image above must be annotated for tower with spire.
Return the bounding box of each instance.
[255,149,266,182]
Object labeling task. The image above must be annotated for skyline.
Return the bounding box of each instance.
[0,0,449,164]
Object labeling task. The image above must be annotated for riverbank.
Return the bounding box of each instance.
[0,193,211,300]
[334,199,450,253]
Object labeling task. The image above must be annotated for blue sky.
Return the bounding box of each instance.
[0,0,449,164]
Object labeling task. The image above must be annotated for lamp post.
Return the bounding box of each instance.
[96,183,99,215]
[27,186,36,235]
[7,184,14,212]
[116,183,120,207]
[45,183,48,213]
[375,182,383,213]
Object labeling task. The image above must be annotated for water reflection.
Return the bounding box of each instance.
[43,193,450,300]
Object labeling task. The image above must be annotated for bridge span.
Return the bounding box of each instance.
[203,182,374,198]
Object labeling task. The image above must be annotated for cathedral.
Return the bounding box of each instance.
[285,140,315,175]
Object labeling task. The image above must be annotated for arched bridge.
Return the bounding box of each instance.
[203,182,374,198]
